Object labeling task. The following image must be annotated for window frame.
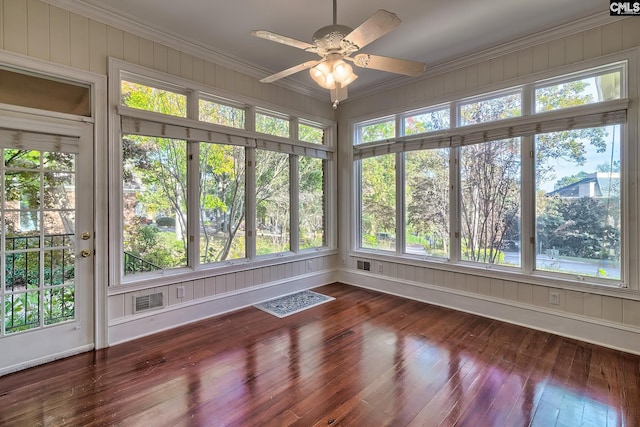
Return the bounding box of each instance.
[351,55,635,292]
[108,59,336,288]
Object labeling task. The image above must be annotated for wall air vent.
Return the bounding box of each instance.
[356,260,371,271]
[133,292,164,314]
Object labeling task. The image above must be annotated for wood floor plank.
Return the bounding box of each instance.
[0,283,639,427]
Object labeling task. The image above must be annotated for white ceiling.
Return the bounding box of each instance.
[66,0,605,100]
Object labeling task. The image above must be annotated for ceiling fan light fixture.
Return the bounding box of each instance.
[332,60,353,83]
[339,69,358,86]
[310,62,336,89]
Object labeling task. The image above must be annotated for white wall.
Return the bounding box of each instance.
[336,16,640,354]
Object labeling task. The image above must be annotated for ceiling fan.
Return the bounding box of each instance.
[251,0,426,108]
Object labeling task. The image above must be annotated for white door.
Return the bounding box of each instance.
[0,113,94,375]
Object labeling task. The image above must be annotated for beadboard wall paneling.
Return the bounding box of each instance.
[108,254,338,344]
[3,0,28,55]
[108,254,339,322]
[0,0,4,48]
[338,258,640,333]
[27,0,49,61]
[50,7,70,65]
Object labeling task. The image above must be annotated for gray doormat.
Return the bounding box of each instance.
[254,290,334,318]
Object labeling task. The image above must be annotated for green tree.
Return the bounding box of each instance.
[406,149,449,256]
[460,138,520,264]
[361,154,396,248]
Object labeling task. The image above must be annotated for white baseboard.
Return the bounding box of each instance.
[108,270,336,345]
[338,269,640,355]
[0,344,95,377]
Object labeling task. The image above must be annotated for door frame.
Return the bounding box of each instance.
[0,51,108,363]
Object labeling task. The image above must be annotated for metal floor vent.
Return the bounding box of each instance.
[357,260,371,271]
[134,292,164,313]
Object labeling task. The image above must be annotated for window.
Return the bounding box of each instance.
[459,91,521,126]
[460,138,521,267]
[121,79,187,118]
[199,97,245,129]
[299,122,325,144]
[535,126,621,279]
[299,157,325,249]
[535,68,621,113]
[122,135,188,274]
[256,111,289,138]
[360,154,396,251]
[355,117,395,145]
[111,60,335,284]
[353,59,629,288]
[256,150,290,255]
[405,149,449,258]
[403,107,450,136]
[199,143,246,263]
[0,67,91,116]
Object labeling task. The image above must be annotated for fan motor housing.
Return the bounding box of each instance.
[312,24,353,50]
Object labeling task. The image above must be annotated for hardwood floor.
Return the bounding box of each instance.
[1,283,639,426]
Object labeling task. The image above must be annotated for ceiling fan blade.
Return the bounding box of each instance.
[260,60,322,83]
[251,30,315,51]
[343,10,401,51]
[352,54,426,77]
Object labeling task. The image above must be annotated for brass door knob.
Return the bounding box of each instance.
[80,249,92,258]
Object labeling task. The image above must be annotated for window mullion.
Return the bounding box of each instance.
[187,90,199,269]
[355,160,363,250]
[396,152,405,255]
[187,142,200,269]
[450,147,460,264]
[521,135,535,274]
[290,155,299,253]
[246,147,257,260]
[521,85,534,274]
[450,102,460,264]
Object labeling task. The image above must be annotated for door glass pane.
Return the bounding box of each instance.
[535,126,621,279]
[3,149,77,335]
[0,68,91,117]
[5,291,40,333]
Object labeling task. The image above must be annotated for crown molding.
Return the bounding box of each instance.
[41,0,328,101]
[345,12,624,104]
